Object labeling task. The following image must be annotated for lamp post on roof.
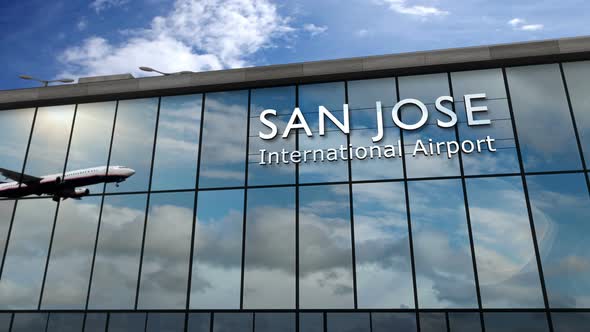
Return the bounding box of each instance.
[139,66,193,76]
[18,75,75,87]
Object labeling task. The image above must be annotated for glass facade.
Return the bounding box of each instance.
[0,60,589,331]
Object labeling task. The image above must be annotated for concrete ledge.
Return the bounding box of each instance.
[1,35,590,110]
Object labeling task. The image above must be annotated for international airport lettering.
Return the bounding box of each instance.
[258,93,497,165]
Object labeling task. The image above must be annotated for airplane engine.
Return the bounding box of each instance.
[71,188,90,198]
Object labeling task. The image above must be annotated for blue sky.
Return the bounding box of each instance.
[1,0,589,90]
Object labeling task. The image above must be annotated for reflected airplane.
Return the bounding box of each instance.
[0,166,135,201]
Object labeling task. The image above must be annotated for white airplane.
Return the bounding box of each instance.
[0,166,135,202]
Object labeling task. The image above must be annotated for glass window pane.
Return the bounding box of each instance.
[419,313,446,332]
[448,312,482,332]
[0,198,55,309]
[483,312,549,332]
[106,98,158,193]
[409,179,478,308]
[298,82,348,183]
[255,313,295,332]
[88,194,147,309]
[526,173,590,307]
[348,78,397,109]
[84,313,107,332]
[146,313,185,332]
[108,313,146,332]
[506,64,582,172]
[326,313,370,332]
[138,192,193,309]
[399,74,460,178]
[0,201,15,269]
[466,177,544,308]
[563,61,590,169]
[188,313,211,332]
[47,313,84,332]
[42,197,102,309]
[299,313,323,332]
[244,187,295,309]
[213,313,252,332]
[11,313,47,332]
[65,102,115,193]
[552,312,590,332]
[0,108,35,184]
[199,91,249,188]
[0,313,10,332]
[371,313,416,332]
[299,185,354,309]
[24,105,75,177]
[249,86,296,186]
[151,94,201,191]
[191,189,244,309]
[451,69,519,175]
[353,182,414,309]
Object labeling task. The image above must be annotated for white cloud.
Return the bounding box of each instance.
[303,23,328,37]
[508,18,544,31]
[77,18,88,31]
[380,0,449,17]
[90,0,129,13]
[59,0,295,78]
[356,29,370,37]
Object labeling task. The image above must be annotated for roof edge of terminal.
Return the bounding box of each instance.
[2,35,590,110]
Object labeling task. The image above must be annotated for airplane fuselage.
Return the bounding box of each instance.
[0,166,135,199]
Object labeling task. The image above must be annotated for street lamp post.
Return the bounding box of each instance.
[19,75,75,87]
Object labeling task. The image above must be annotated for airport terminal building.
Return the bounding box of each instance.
[0,36,590,331]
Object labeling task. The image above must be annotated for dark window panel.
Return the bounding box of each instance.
[213,313,252,332]
[106,98,158,193]
[191,189,244,309]
[188,313,211,332]
[0,201,16,271]
[244,187,296,309]
[506,64,582,172]
[563,61,590,169]
[466,177,545,308]
[84,313,107,332]
[419,313,446,332]
[65,102,116,193]
[151,94,202,191]
[47,313,84,332]
[371,313,417,332]
[199,91,249,188]
[326,313,370,332]
[24,105,75,177]
[0,198,56,309]
[108,313,147,332]
[299,185,354,309]
[448,312,482,332]
[409,180,478,308]
[146,313,185,332]
[138,192,193,309]
[11,313,48,332]
[451,68,508,100]
[552,312,590,332]
[254,313,295,332]
[399,74,460,178]
[348,78,397,110]
[41,197,102,309]
[249,86,296,186]
[483,312,549,332]
[88,194,147,309]
[299,313,323,332]
[0,313,10,332]
[298,82,348,184]
[353,182,414,309]
[0,108,35,183]
[527,173,590,308]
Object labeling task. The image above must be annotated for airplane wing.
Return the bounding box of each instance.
[0,168,43,183]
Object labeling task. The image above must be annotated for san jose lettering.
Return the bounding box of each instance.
[259,93,491,141]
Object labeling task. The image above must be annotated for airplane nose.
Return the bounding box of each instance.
[127,169,136,176]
